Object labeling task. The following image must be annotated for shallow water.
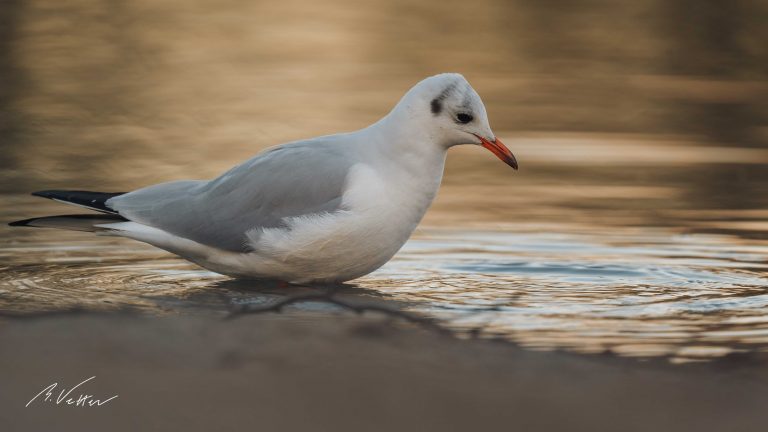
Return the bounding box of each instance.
[3,138,768,361]
[1,0,767,361]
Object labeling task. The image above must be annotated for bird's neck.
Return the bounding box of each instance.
[359,111,447,218]
[364,108,447,173]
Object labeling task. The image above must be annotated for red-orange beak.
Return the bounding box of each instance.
[474,134,518,170]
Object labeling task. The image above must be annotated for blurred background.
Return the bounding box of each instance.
[1,0,766,187]
[1,0,768,359]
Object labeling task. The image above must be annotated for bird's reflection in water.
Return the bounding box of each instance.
[179,278,405,316]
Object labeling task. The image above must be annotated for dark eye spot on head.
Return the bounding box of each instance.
[430,83,457,116]
[430,98,442,115]
[456,113,473,124]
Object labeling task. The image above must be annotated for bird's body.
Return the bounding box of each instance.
[107,125,447,283]
[11,73,517,284]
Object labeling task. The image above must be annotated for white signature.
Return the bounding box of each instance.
[26,376,118,408]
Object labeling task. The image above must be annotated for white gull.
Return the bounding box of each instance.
[12,73,517,284]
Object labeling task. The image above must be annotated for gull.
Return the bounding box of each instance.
[11,73,517,284]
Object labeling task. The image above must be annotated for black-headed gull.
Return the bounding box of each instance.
[11,73,517,283]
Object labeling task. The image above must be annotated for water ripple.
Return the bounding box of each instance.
[2,221,768,361]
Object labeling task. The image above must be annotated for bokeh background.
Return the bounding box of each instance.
[2,0,768,359]
[1,0,767,191]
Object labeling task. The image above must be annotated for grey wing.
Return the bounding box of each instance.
[107,137,356,252]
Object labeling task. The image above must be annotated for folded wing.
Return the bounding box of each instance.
[107,137,356,252]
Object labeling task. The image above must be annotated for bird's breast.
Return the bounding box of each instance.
[248,161,445,282]
[343,161,444,229]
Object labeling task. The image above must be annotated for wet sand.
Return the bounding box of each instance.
[2,313,767,432]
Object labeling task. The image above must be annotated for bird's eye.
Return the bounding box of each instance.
[456,113,473,124]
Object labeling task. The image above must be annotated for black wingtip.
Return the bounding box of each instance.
[28,189,126,214]
[31,190,60,198]
[9,218,35,227]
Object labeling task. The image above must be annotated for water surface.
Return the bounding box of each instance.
[1,0,767,362]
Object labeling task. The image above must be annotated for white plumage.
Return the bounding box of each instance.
[13,73,517,283]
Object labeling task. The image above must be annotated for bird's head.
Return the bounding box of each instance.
[395,73,517,170]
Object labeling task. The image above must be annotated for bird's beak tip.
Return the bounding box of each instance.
[474,134,518,170]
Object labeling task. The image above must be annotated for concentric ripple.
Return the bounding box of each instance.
[360,229,768,360]
[4,224,767,361]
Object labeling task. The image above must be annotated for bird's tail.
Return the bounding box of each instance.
[9,189,129,232]
[9,214,127,232]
